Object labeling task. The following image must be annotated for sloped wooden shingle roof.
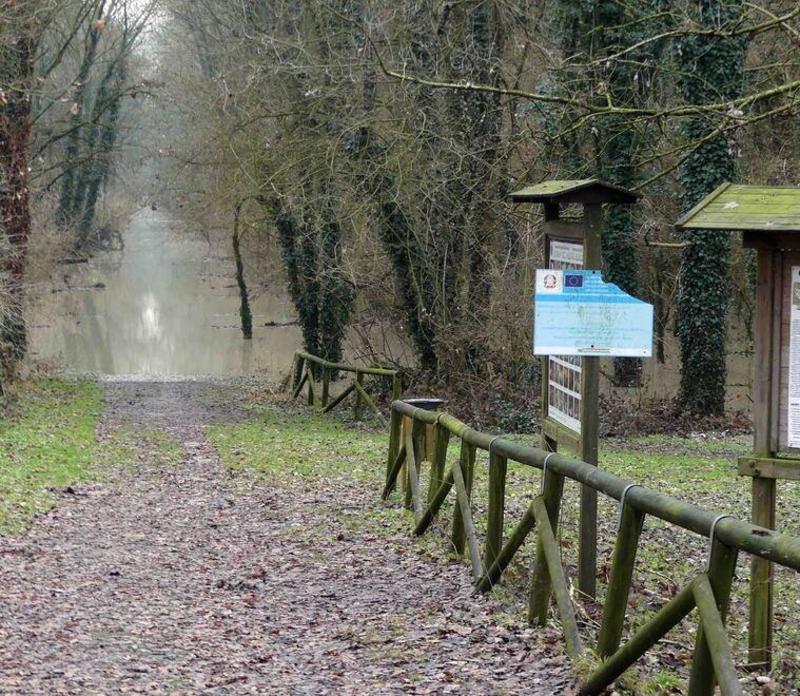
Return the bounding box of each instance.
[508,179,640,205]
[676,183,800,232]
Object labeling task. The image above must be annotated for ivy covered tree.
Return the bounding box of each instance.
[270,199,354,367]
[75,57,129,250]
[358,1,507,378]
[57,1,108,230]
[0,5,36,373]
[676,0,747,415]
[247,3,356,367]
[600,1,672,385]
[551,1,668,386]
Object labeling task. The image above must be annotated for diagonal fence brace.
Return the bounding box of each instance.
[322,383,355,413]
[292,370,309,399]
[382,444,406,500]
[688,529,739,696]
[531,495,582,658]
[414,467,455,536]
[352,378,386,425]
[691,575,743,696]
[452,450,485,581]
[581,581,697,695]
[476,500,537,593]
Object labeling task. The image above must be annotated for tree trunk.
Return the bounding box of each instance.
[232,201,253,340]
[676,0,746,415]
[0,33,35,373]
[76,59,127,249]
[57,0,107,229]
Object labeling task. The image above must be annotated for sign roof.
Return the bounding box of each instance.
[508,179,640,205]
[676,182,800,232]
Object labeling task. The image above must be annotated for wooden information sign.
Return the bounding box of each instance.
[546,239,584,436]
[677,182,800,670]
[510,179,640,598]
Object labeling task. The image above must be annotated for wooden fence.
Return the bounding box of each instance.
[385,400,800,696]
[290,350,401,423]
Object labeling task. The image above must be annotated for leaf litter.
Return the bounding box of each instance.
[0,381,575,695]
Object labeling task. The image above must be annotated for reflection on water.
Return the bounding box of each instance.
[29,209,301,378]
[140,293,161,341]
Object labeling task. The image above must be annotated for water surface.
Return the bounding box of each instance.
[29,209,301,378]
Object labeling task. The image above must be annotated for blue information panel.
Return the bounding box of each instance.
[534,269,653,357]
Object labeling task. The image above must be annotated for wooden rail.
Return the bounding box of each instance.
[386,400,800,695]
[290,350,401,423]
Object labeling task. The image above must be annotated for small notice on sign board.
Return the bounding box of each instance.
[534,270,654,357]
[787,267,800,448]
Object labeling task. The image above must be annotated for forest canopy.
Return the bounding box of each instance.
[3,0,800,416]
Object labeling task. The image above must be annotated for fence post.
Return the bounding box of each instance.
[690,576,742,696]
[391,374,402,402]
[291,358,309,399]
[687,538,739,696]
[291,353,304,391]
[307,362,316,407]
[451,442,476,556]
[484,452,507,571]
[354,372,364,419]
[405,419,425,510]
[387,404,402,487]
[749,477,775,670]
[427,424,450,503]
[597,501,645,657]
[528,467,565,625]
[321,367,330,408]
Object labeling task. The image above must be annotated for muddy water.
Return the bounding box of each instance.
[28,209,302,378]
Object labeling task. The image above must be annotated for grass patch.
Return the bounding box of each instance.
[0,379,103,534]
[98,426,183,472]
[207,405,386,485]
[207,402,445,554]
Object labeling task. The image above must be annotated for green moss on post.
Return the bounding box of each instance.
[597,503,645,657]
[528,468,565,625]
[451,442,476,556]
[427,424,450,503]
[484,452,507,571]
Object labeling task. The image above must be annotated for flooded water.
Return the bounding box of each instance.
[27,208,750,407]
[28,209,302,379]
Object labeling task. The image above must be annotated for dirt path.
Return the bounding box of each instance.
[0,382,574,695]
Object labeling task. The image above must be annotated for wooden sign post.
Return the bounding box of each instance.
[510,179,640,598]
[677,183,800,670]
